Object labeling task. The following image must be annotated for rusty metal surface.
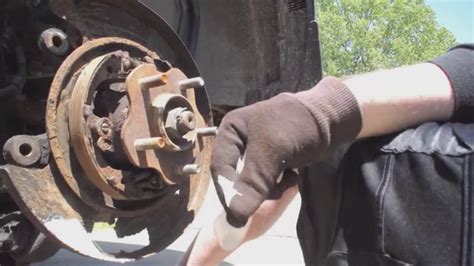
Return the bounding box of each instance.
[19,37,214,261]
[3,135,42,167]
[68,51,185,200]
[69,53,127,199]
[2,1,216,262]
[121,65,207,185]
[46,38,166,216]
[0,164,209,261]
[49,0,207,82]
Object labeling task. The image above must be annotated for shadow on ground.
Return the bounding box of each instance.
[37,242,230,266]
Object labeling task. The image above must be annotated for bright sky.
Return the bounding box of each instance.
[425,0,474,43]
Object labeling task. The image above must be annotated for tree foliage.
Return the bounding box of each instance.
[317,0,456,76]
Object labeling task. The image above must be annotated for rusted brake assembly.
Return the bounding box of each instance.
[0,37,215,262]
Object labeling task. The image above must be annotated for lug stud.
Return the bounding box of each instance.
[179,77,205,91]
[176,164,201,175]
[134,137,166,151]
[139,73,168,89]
[196,127,218,136]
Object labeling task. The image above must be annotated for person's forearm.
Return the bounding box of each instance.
[344,63,455,139]
[181,186,299,266]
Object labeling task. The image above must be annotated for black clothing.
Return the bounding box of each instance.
[432,44,474,122]
[298,122,474,265]
[297,44,474,265]
[298,143,350,264]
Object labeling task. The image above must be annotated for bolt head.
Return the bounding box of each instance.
[94,118,113,137]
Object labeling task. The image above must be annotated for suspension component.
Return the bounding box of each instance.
[38,28,70,56]
[3,134,49,168]
[3,136,41,167]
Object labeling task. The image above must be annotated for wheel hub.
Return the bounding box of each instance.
[0,37,214,262]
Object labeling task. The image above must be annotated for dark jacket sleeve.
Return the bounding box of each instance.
[431,44,474,122]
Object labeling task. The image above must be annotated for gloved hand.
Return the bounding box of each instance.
[211,77,362,227]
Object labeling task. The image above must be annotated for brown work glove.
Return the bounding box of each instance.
[211,77,362,227]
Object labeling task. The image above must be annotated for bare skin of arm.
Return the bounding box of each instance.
[180,185,299,266]
[180,62,454,265]
[350,63,454,139]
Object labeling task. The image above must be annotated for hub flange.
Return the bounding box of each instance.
[121,64,209,185]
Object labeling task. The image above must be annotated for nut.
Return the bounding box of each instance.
[93,118,114,137]
[97,137,113,152]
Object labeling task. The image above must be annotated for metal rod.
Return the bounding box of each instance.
[139,73,168,89]
[196,127,218,136]
[134,137,166,151]
[179,77,205,91]
[177,164,201,175]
